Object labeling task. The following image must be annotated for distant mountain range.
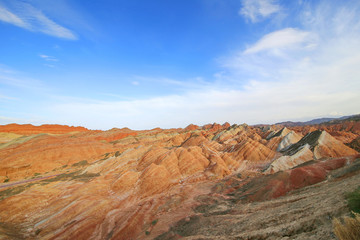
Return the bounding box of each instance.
[275,114,360,127]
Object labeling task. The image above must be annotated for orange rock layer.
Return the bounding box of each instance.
[0,120,359,239]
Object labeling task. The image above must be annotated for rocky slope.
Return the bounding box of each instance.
[0,121,359,239]
[157,155,360,240]
[347,136,360,152]
[265,129,357,173]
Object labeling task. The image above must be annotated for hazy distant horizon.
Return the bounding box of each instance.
[1,112,359,131]
[1,0,360,130]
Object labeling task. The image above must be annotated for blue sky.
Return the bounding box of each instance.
[0,0,360,130]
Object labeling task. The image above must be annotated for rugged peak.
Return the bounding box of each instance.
[184,124,199,131]
[266,127,291,140]
[280,130,357,159]
[277,131,302,152]
[181,132,207,147]
[222,122,231,129]
[280,130,323,155]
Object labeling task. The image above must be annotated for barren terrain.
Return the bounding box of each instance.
[0,118,359,239]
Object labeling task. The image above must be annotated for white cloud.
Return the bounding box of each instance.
[50,27,360,130]
[0,64,45,89]
[0,115,46,125]
[50,91,238,130]
[0,1,76,40]
[22,1,360,130]
[132,75,209,90]
[244,28,316,54]
[218,0,360,124]
[39,54,58,62]
[240,0,281,22]
[0,64,15,74]
[49,63,360,130]
[1,1,360,130]
[0,4,27,28]
[0,115,22,123]
[0,93,18,101]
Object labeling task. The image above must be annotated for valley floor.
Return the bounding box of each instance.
[156,159,360,239]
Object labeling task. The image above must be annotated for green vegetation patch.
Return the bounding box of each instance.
[103,152,111,158]
[0,171,99,201]
[106,229,114,240]
[0,221,26,239]
[71,160,88,167]
[346,186,360,214]
[35,228,42,235]
[42,171,100,183]
[0,183,35,201]
[98,152,112,162]
[346,137,360,153]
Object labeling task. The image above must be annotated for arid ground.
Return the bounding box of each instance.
[0,117,359,239]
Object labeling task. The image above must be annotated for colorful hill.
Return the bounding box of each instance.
[0,120,359,239]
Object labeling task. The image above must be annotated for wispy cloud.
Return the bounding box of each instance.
[50,91,238,130]
[49,74,359,130]
[132,75,210,90]
[0,1,76,40]
[0,93,18,101]
[0,115,22,123]
[39,54,58,68]
[0,3,26,28]
[240,0,281,23]
[44,1,360,130]
[0,64,15,74]
[219,0,360,122]
[244,28,316,54]
[0,64,45,89]
[0,115,47,125]
[43,64,55,68]
[39,54,58,62]
[1,0,359,130]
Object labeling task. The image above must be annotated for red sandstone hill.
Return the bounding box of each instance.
[0,120,359,239]
[0,123,89,135]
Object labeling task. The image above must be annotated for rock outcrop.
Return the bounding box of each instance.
[276,130,302,151]
[265,144,313,173]
[347,136,360,152]
[266,130,358,173]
